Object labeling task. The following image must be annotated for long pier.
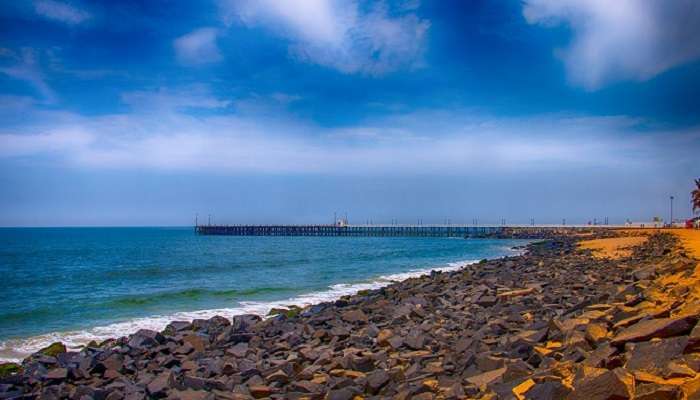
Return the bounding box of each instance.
[194,224,610,238]
[195,224,503,237]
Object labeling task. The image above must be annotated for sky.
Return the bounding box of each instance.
[0,0,699,227]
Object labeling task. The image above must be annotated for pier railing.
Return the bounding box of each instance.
[195,224,505,237]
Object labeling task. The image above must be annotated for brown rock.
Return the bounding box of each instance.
[584,323,608,344]
[634,383,681,400]
[686,321,700,353]
[681,375,700,399]
[498,288,535,299]
[611,316,696,346]
[265,369,288,384]
[568,368,635,400]
[147,372,172,397]
[366,369,390,393]
[477,295,498,307]
[626,336,687,375]
[465,367,506,387]
[182,334,207,353]
[523,380,571,400]
[376,329,393,346]
[341,309,368,323]
[248,385,272,399]
[291,380,321,393]
[45,368,68,380]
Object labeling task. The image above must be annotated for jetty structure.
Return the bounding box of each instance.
[194,218,617,238]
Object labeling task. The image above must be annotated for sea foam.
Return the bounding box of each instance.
[0,260,477,362]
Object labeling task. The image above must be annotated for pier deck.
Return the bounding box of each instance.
[194,224,608,237]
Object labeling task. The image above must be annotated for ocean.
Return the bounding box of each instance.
[0,227,529,362]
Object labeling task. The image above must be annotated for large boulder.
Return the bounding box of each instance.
[568,367,635,400]
[128,329,165,349]
[611,316,696,346]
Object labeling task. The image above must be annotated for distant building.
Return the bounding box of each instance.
[336,218,349,227]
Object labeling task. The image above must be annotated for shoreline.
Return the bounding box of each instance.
[0,242,528,363]
[3,229,700,399]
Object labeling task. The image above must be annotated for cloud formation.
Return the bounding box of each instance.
[173,28,222,65]
[0,88,694,177]
[220,0,429,75]
[523,0,700,89]
[33,0,90,25]
[0,48,55,103]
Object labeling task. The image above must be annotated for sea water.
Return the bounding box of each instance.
[0,227,529,361]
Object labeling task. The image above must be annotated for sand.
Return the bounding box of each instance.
[664,228,700,259]
[578,236,648,259]
[579,228,700,260]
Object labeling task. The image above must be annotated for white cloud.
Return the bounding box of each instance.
[173,28,222,65]
[219,0,429,75]
[523,0,700,90]
[120,86,231,112]
[1,87,694,176]
[0,48,55,103]
[33,0,90,25]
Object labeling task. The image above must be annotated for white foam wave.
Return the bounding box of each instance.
[0,259,479,362]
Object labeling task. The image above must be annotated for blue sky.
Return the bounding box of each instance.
[0,0,699,226]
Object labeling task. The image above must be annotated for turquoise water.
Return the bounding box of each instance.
[0,227,528,361]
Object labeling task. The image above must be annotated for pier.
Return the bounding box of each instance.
[194,224,610,238]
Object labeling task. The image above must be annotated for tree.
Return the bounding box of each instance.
[694,178,700,215]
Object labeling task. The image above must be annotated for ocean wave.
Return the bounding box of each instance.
[108,286,289,307]
[0,259,478,362]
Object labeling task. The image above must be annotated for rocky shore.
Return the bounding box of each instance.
[2,231,700,399]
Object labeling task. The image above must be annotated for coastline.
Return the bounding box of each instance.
[3,229,700,399]
[0,234,528,363]
[0,241,528,363]
[0,260,481,363]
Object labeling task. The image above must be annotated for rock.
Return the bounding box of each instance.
[498,288,535,299]
[584,323,608,344]
[326,388,355,400]
[248,385,272,399]
[38,342,67,357]
[634,383,681,400]
[465,367,506,387]
[227,342,248,358]
[523,380,571,399]
[568,368,635,400]
[341,309,368,323]
[170,389,213,400]
[265,369,288,384]
[163,321,192,335]
[45,367,68,380]
[231,314,261,333]
[686,321,700,353]
[376,329,393,346]
[512,378,535,400]
[626,337,687,375]
[611,316,696,346]
[291,380,321,393]
[267,306,301,318]
[0,363,21,378]
[366,369,390,393]
[405,332,425,350]
[128,329,164,348]
[182,334,207,353]
[681,375,700,399]
[477,295,498,307]
[147,372,172,397]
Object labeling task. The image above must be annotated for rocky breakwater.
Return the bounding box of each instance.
[2,232,700,399]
